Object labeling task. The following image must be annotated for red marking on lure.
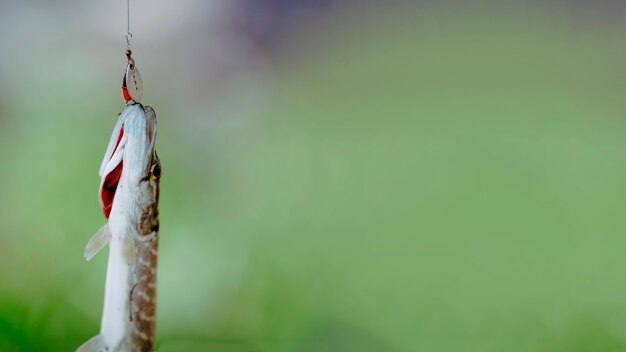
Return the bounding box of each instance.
[101,128,124,219]
[122,87,131,102]
[122,72,132,102]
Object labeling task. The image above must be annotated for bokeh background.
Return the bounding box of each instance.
[2,0,626,351]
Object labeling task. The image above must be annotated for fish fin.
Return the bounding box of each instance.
[76,334,109,352]
[84,224,111,261]
[121,235,136,267]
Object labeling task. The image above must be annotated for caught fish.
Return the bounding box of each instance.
[78,55,161,352]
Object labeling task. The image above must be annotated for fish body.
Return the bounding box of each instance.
[78,103,161,352]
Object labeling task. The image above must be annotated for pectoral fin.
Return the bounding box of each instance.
[76,334,109,352]
[84,224,111,261]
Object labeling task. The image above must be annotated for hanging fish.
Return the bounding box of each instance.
[78,50,161,352]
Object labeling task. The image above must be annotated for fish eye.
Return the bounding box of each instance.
[150,163,161,180]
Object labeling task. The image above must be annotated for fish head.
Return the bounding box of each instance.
[99,104,160,221]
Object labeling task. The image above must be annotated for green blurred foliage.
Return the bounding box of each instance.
[3,2,626,351]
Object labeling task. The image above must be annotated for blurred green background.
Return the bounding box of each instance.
[3,0,626,351]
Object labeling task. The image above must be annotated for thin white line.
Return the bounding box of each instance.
[126,0,132,49]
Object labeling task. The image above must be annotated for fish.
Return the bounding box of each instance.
[77,102,161,352]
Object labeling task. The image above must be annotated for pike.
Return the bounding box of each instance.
[78,53,162,352]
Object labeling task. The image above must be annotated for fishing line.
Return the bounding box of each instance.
[125,0,132,50]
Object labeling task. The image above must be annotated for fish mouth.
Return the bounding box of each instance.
[100,128,124,219]
[98,104,157,220]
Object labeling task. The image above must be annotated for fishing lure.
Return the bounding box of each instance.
[78,4,161,351]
